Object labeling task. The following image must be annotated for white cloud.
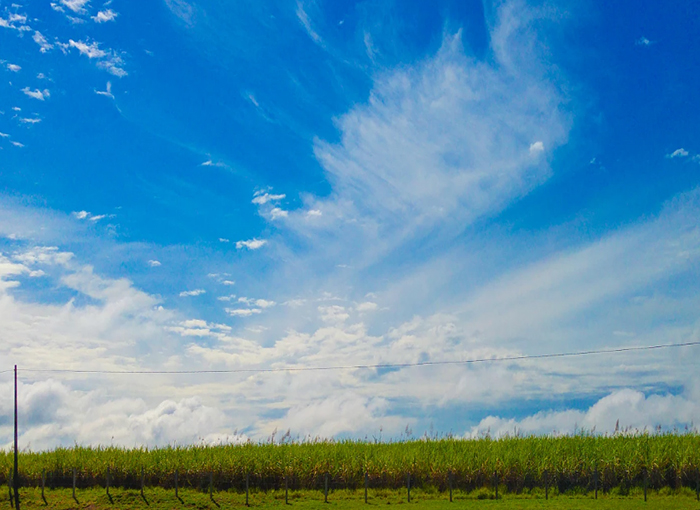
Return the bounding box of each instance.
[10,141,24,148]
[0,251,175,388]
[318,305,349,323]
[33,32,53,53]
[6,63,20,72]
[226,308,262,317]
[92,9,118,23]
[97,58,127,77]
[201,159,228,168]
[252,192,285,205]
[60,0,90,13]
[306,209,322,217]
[636,37,653,47]
[181,319,209,329]
[355,301,378,312]
[19,118,41,124]
[0,247,277,448]
[69,39,106,58]
[13,246,74,267]
[167,319,232,338]
[364,32,377,62]
[270,207,288,220]
[2,192,700,446]
[164,0,196,27]
[253,191,288,221]
[72,210,110,221]
[289,20,569,272]
[0,132,9,138]
[0,254,31,288]
[529,140,544,155]
[469,388,699,437]
[667,148,689,158]
[453,188,700,346]
[268,393,398,439]
[94,81,113,98]
[0,12,29,31]
[222,280,235,286]
[147,260,161,267]
[245,93,259,108]
[236,238,267,250]
[68,39,127,77]
[21,88,49,101]
[295,1,322,45]
[179,289,205,297]
[0,379,243,450]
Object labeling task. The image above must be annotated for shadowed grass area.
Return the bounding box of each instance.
[3,487,700,510]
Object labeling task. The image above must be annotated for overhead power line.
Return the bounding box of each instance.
[0,340,698,376]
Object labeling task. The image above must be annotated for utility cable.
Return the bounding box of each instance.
[1,340,698,376]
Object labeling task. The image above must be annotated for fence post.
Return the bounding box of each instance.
[8,469,13,509]
[41,469,46,504]
[407,473,411,503]
[324,472,328,503]
[696,468,699,501]
[72,468,77,502]
[245,472,249,507]
[544,469,548,500]
[285,474,288,505]
[174,469,178,499]
[364,471,368,504]
[140,467,144,499]
[209,471,213,500]
[594,464,598,499]
[106,467,110,499]
[448,470,453,503]
[643,468,647,502]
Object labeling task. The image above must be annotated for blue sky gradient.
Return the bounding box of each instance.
[1,0,699,448]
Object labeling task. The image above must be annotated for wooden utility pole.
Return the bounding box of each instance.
[14,365,20,510]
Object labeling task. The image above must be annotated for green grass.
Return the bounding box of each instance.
[2,434,700,494]
[3,487,700,510]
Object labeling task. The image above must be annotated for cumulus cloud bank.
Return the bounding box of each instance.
[469,388,700,437]
[0,379,245,450]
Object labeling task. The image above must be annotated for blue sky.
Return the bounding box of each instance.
[1,0,700,448]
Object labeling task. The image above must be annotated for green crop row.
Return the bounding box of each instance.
[1,434,699,494]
